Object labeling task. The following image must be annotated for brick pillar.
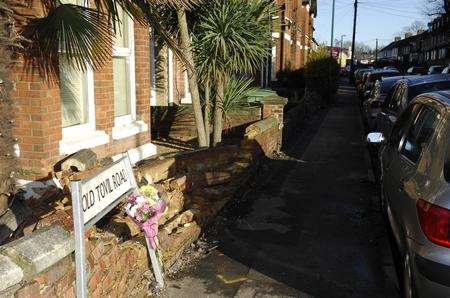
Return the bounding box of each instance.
[134,23,151,131]
[259,96,288,151]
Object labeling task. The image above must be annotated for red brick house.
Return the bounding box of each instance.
[9,0,194,185]
[271,0,317,80]
[10,0,314,183]
[11,3,163,181]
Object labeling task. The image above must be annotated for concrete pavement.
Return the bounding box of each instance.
[165,83,399,297]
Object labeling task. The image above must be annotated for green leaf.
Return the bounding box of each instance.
[21,4,112,81]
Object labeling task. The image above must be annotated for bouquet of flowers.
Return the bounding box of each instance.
[125,185,167,249]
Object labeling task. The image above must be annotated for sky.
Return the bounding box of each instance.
[314,0,431,50]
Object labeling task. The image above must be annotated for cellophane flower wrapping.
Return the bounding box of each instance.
[125,185,167,249]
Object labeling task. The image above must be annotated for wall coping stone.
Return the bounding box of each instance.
[0,225,74,281]
[257,96,288,106]
[0,255,23,291]
[244,116,278,139]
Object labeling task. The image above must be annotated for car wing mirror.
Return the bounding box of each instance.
[367,132,386,144]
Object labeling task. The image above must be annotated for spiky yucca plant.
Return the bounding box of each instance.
[193,0,276,146]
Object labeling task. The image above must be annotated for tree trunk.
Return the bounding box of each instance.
[176,7,208,148]
[0,3,18,214]
[212,76,224,146]
[204,79,211,146]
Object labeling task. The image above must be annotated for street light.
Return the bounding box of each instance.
[330,0,336,57]
[340,34,346,66]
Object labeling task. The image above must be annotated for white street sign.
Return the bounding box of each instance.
[79,158,134,225]
[70,155,164,298]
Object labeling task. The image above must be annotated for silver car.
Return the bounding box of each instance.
[368,90,450,298]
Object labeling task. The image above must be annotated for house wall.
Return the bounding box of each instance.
[10,1,156,180]
[272,0,316,79]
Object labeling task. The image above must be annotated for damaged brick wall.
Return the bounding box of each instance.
[0,102,285,297]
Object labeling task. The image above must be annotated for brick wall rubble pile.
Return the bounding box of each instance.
[0,97,287,297]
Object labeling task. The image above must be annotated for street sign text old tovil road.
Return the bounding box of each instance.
[70,155,164,298]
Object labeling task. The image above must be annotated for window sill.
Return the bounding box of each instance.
[59,130,109,156]
[112,120,148,140]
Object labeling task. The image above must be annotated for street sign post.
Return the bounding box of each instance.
[70,155,164,297]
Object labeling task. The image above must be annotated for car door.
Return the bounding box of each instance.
[381,104,421,244]
[379,83,403,136]
[385,104,440,246]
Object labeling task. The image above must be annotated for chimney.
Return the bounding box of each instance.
[405,32,413,39]
[394,36,401,42]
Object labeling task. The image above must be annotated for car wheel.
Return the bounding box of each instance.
[402,253,417,298]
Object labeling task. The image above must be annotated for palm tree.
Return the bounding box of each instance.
[0,0,198,213]
[193,0,275,146]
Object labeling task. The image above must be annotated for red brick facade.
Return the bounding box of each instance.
[10,4,156,179]
[273,0,316,76]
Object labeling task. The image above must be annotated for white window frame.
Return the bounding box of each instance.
[59,0,109,155]
[150,28,157,106]
[167,49,174,105]
[180,71,192,104]
[113,14,136,127]
[60,0,96,138]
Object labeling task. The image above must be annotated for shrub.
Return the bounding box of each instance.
[276,69,305,89]
[305,47,340,103]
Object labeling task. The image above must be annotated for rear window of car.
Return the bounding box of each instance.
[409,81,450,101]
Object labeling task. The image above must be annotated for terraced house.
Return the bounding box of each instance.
[378,10,450,67]
[8,0,316,183]
[272,0,317,80]
[9,1,194,181]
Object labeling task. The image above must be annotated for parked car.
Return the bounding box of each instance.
[375,75,450,137]
[406,66,427,75]
[428,65,446,75]
[354,67,373,85]
[357,69,376,98]
[362,75,417,131]
[383,66,400,72]
[367,90,450,298]
[361,70,401,100]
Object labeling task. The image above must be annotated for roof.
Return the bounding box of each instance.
[422,90,450,107]
[406,74,450,87]
[380,75,418,93]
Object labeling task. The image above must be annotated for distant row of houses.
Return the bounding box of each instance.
[378,13,450,66]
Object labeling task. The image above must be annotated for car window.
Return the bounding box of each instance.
[399,106,438,163]
[389,104,420,148]
[386,84,400,110]
[388,84,405,112]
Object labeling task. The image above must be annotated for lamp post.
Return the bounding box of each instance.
[330,0,336,57]
[340,34,346,66]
